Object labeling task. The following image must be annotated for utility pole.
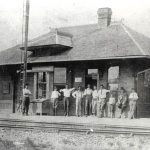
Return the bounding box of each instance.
[23,0,30,88]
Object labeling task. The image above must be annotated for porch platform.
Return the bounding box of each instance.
[0,114,150,129]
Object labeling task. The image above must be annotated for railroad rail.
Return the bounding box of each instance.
[0,118,150,136]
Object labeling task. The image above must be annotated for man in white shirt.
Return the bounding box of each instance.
[84,84,93,116]
[22,84,31,116]
[60,84,75,116]
[72,86,84,117]
[92,86,98,116]
[51,86,61,116]
[97,84,110,118]
[128,88,138,119]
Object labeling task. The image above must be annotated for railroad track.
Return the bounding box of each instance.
[0,118,150,136]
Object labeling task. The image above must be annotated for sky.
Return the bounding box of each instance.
[0,0,150,51]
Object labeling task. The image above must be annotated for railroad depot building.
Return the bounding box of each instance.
[0,8,150,117]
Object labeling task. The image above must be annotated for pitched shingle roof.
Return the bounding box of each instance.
[0,22,150,65]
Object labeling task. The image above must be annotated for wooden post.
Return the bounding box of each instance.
[33,73,37,99]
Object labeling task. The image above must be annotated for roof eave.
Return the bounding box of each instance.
[29,55,150,63]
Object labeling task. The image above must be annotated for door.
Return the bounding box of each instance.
[137,69,150,118]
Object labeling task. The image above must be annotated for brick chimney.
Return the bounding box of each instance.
[97,8,112,28]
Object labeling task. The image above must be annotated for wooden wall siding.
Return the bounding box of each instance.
[0,70,13,113]
[0,73,13,100]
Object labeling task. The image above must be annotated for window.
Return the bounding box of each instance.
[37,72,46,98]
[54,68,66,92]
[54,68,66,84]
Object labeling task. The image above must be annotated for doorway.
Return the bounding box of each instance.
[85,69,98,89]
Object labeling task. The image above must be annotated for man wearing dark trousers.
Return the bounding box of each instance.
[84,84,93,116]
[60,85,75,116]
[22,84,31,116]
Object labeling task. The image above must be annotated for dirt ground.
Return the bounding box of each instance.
[0,127,150,150]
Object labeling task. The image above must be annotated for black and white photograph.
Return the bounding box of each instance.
[0,0,150,149]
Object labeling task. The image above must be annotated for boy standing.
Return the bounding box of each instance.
[51,87,61,116]
[128,88,138,119]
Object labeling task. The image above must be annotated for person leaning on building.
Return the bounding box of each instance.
[60,85,75,116]
[22,83,31,116]
[128,88,138,119]
[84,84,93,116]
[117,87,128,118]
[92,85,98,116]
[51,86,61,116]
[72,86,84,117]
[97,84,110,118]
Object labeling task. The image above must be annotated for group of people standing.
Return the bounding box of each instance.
[51,84,138,119]
[22,83,138,119]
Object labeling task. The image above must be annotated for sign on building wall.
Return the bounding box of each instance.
[75,77,82,83]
